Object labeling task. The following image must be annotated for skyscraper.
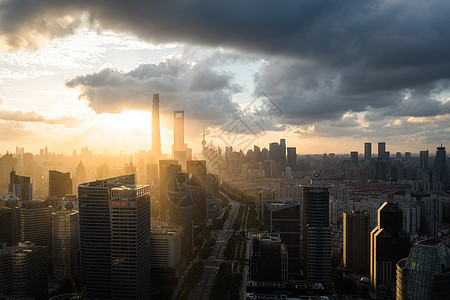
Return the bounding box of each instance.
[110,185,152,299]
[14,200,52,251]
[167,172,197,253]
[287,147,297,171]
[49,170,72,198]
[186,160,207,224]
[350,151,359,168]
[150,227,182,272]
[279,139,286,168]
[11,242,48,299]
[396,240,450,300]
[250,233,288,282]
[78,174,135,298]
[159,160,178,220]
[365,142,372,161]
[343,211,370,275]
[75,161,86,186]
[52,210,79,281]
[370,202,410,290]
[0,242,48,299]
[173,110,184,152]
[8,169,32,201]
[173,111,187,169]
[263,202,301,280]
[378,142,386,159]
[302,170,331,289]
[433,144,448,191]
[420,150,429,170]
[152,93,161,160]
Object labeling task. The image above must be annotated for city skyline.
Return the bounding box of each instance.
[1,3,450,298]
[0,2,449,154]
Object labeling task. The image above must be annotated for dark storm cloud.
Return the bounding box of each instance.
[253,57,450,126]
[2,0,450,142]
[2,0,450,72]
[66,56,240,122]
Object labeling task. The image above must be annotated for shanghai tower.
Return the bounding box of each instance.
[152,93,161,160]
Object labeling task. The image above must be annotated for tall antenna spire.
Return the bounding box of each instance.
[202,124,206,151]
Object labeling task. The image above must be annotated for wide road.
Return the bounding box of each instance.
[188,192,241,300]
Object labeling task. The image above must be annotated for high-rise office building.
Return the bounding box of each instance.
[152,93,162,160]
[49,170,72,198]
[302,171,331,289]
[75,161,86,185]
[350,151,359,168]
[404,152,411,161]
[401,194,420,235]
[250,233,288,282]
[186,160,207,224]
[424,194,442,239]
[2,242,49,299]
[255,188,277,220]
[287,147,297,171]
[0,207,13,246]
[150,227,182,272]
[343,211,370,275]
[110,185,152,299]
[14,200,52,251]
[420,150,429,170]
[370,202,410,290]
[173,111,187,170]
[263,202,301,280]
[8,169,32,200]
[396,240,450,300]
[173,110,184,152]
[167,172,197,254]
[364,142,372,161]
[146,163,158,185]
[78,174,135,298]
[159,160,178,220]
[0,244,16,295]
[378,142,386,159]
[279,139,286,168]
[433,144,448,191]
[52,210,79,281]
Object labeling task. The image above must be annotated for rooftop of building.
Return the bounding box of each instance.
[81,174,135,188]
[111,184,149,191]
[416,239,443,247]
[246,281,324,290]
[246,294,329,300]
[264,202,298,210]
[258,233,282,243]
[0,193,20,202]
[151,227,181,236]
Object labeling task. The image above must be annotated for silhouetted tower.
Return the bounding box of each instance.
[173,111,184,152]
[378,142,386,159]
[8,169,32,201]
[420,150,429,170]
[364,142,372,161]
[152,94,161,160]
[433,144,448,191]
[370,202,410,290]
[302,170,331,289]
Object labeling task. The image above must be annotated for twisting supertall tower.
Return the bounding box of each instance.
[152,94,161,160]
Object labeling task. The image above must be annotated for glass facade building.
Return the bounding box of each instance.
[302,171,331,289]
[396,240,450,300]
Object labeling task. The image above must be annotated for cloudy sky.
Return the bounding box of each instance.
[0,0,449,155]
